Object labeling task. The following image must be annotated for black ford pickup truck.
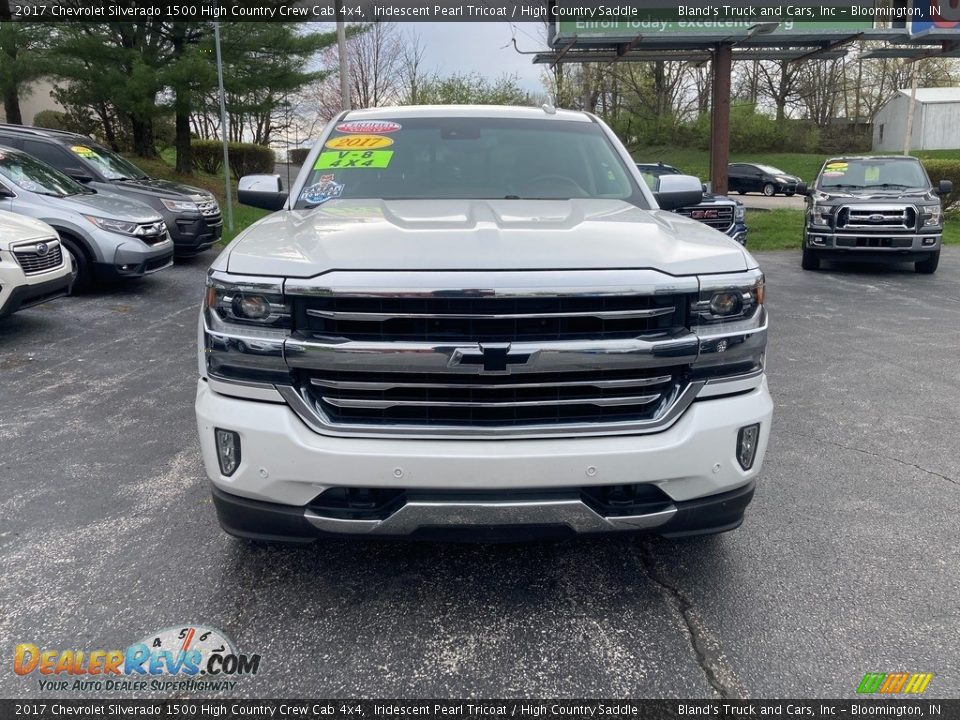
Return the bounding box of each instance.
[799,156,952,274]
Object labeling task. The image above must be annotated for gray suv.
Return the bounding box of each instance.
[0,146,173,290]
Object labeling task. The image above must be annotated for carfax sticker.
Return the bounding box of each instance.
[314,150,393,169]
[302,174,344,204]
[335,121,401,134]
[326,135,394,150]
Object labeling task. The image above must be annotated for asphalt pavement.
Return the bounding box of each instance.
[738,193,806,211]
[2,248,958,699]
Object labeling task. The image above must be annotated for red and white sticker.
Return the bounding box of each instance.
[335,121,401,134]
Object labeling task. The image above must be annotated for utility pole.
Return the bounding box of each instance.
[903,60,918,156]
[335,0,351,111]
[213,21,234,232]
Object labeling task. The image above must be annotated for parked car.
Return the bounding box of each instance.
[196,106,772,543]
[0,210,72,318]
[798,155,952,274]
[0,146,174,290]
[728,163,801,197]
[0,124,222,257]
[637,162,747,245]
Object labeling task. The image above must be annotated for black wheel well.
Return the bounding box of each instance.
[53,228,94,263]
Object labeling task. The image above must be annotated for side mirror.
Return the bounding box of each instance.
[238,174,288,211]
[654,174,703,211]
[796,182,809,196]
[938,180,953,196]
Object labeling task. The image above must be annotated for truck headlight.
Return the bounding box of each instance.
[205,272,290,328]
[812,204,830,226]
[161,198,199,212]
[923,205,942,227]
[692,270,764,325]
[734,204,745,222]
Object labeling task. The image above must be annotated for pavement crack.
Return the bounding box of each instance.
[635,541,746,699]
[794,432,959,487]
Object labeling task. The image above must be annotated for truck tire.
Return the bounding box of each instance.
[915,250,939,274]
[762,183,776,197]
[60,235,93,293]
[801,246,820,271]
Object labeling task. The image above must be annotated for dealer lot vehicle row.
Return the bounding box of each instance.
[2,250,957,697]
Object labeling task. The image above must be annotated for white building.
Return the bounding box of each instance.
[873,87,960,152]
[0,79,64,125]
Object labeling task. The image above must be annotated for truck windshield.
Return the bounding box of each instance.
[68,143,148,181]
[0,149,87,197]
[295,117,644,208]
[818,158,929,191]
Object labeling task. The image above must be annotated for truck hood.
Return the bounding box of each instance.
[224,199,751,277]
[813,188,938,206]
[44,191,163,223]
[0,210,58,248]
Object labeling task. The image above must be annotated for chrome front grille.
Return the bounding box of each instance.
[13,240,64,275]
[296,295,684,342]
[838,205,917,230]
[197,200,222,221]
[675,205,734,233]
[303,367,684,429]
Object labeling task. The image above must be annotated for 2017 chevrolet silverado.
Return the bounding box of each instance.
[196,106,773,542]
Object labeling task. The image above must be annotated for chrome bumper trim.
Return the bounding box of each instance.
[303,498,677,536]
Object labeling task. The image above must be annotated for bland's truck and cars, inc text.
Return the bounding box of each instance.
[196,106,772,543]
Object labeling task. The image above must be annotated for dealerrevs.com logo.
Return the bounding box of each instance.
[14,624,260,693]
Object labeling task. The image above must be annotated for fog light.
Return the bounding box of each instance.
[922,238,936,246]
[215,429,241,476]
[737,424,760,470]
[810,236,825,247]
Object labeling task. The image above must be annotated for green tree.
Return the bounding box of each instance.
[0,21,52,125]
[414,73,534,106]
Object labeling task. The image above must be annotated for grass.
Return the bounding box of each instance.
[634,147,960,185]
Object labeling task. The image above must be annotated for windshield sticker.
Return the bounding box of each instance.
[825,162,848,171]
[314,150,393,169]
[71,145,99,159]
[334,121,401,134]
[865,167,881,183]
[822,172,845,178]
[302,175,344,205]
[325,135,394,150]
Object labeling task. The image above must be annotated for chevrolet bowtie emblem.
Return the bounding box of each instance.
[450,344,538,374]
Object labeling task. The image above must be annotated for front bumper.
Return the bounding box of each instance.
[93,237,175,280]
[805,230,940,261]
[196,377,773,541]
[0,268,72,318]
[166,211,223,256]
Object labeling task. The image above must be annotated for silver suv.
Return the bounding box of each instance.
[0,146,173,290]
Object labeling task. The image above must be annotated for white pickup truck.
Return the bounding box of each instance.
[196,106,772,542]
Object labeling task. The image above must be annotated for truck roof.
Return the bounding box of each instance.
[339,104,594,123]
[824,155,922,163]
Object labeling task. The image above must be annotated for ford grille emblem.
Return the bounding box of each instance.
[35,242,49,256]
[868,214,886,223]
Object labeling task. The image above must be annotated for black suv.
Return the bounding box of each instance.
[0,124,222,256]
[798,155,952,274]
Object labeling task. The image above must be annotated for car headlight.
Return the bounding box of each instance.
[205,272,291,328]
[923,205,942,227]
[775,176,788,184]
[83,215,140,236]
[734,204,746,222]
[692,270,764,325]
[161,198,199,212]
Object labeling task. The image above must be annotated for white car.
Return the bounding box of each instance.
[196,105,773,542]
[0,210,72,318]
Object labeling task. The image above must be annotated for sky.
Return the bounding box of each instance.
[407,22,549,93]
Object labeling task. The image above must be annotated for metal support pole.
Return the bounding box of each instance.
[213,21,233,232]
[335,0,351,111]
[709,43,732,196]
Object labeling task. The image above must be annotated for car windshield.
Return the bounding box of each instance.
[295,116,644,208]
[755,165,787,175]
[0,148,87,197]
[818,158,929,191]
[68,143,147,181]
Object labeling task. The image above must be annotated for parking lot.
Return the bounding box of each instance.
[1,248,958,699]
